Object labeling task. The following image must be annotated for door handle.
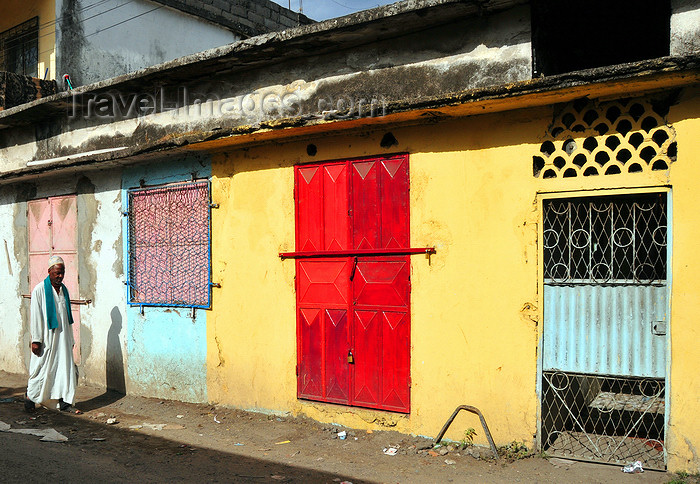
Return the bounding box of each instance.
[651,320,666,336]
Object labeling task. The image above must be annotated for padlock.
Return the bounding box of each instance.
[347,350,354,364]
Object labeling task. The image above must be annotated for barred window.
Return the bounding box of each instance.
[127,181,212,307]
[0,17,39,76]
[543,193,667,284]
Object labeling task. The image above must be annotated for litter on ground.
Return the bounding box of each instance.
[622,461,644,473]
[0,420,68,442]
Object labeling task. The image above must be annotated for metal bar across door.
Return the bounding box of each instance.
[280,247,435,259]
[21,294,92,305]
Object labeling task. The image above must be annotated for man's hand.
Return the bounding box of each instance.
[30,342,42,356]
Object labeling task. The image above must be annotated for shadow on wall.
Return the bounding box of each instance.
[106,306,126,394]
[78,306,125,412]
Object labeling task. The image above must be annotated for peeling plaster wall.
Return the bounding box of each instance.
[0,184,34,374]
[671,0,700,55]
[0,128,39,172]
[74,171,127,390]
[0,5,532,169]
[55,0,239,86]
[122,154,211,403]
[0,172,126,388]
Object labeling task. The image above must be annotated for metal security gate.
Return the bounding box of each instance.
[541,193,668,469]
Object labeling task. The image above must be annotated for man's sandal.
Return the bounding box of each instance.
[58,401,82,414]
[24,400,36,413]
[24,393,36,413]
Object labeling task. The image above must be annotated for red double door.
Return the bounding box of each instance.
[295,155,410,413]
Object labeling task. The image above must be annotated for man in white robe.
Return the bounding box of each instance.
[25,255,80,413]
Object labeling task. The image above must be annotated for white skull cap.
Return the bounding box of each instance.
[48,255,65,269]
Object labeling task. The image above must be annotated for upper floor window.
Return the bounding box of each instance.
[127,180,212,308]
[531,0,671,77]
[0,17,39,77]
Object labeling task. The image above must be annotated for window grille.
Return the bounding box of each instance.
[0,17,39,76]
[127,180,212,308]
[543,194,666,284]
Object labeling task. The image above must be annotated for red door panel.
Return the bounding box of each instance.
[28,200,51,255]
[352,161,381,250]
[324,309,350,404]
[297,166,323,252]
[298,307,323,399]
[297,259,351,306]
[353,258,410,308]
[352,310,382,407]
[29,254,49,291]
[323,164,350,251]
[50,196,78,252]
[380,158,409,249]
[381,311,410,411]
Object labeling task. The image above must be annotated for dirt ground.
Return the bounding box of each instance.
[0,371,691,483]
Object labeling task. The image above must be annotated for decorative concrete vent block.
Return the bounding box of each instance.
[0,71,57,111]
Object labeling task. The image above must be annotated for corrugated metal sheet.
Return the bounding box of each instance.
[543,284,667,378]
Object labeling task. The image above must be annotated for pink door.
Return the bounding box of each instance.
[28,196,81,364]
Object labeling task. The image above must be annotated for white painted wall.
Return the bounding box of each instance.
[76,172,127,389]
[55,0,239,86]
[0,187,26,374]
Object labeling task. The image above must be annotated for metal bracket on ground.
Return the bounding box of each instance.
[434,405,499,460]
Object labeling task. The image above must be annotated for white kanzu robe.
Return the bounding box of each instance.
[26,281,79,405]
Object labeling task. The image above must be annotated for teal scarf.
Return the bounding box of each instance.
[44,276,74,330]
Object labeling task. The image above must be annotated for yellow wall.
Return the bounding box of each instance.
[1,0,55,79]
[209,87,699,472]
[665,87,700,473]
